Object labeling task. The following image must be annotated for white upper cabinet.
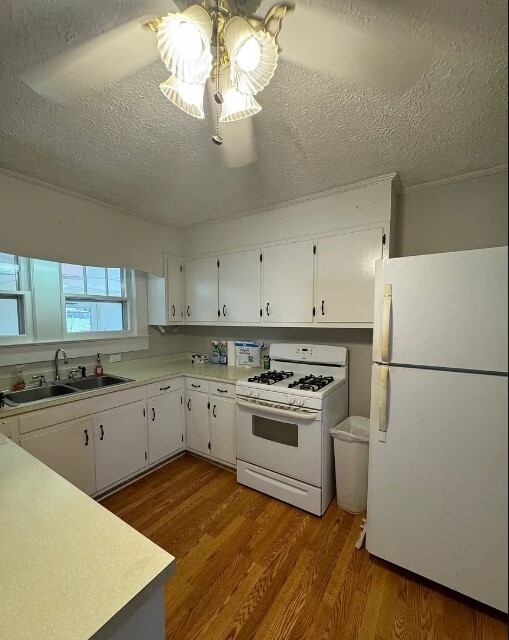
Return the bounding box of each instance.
[315,227,384,324]
[147,256,184,325]
[184,256,219,323]
[262,240,314,323]
[219,249,261,324]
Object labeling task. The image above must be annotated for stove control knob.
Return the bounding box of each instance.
[287,395,295,405]
[246,388,253,397]
[252,390,260,399]
[295,397,305,407]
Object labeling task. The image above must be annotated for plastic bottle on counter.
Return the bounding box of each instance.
[211,342,221,364]
[94,353,104,377]
[12,367,26,391]
[219,341,228,365]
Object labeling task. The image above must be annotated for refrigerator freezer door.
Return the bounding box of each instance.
[373,247,508,372]
[367,364,508,612]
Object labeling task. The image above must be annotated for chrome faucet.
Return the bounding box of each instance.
[54,348,69,381]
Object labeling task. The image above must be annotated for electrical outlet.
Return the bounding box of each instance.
[109,354,122,363]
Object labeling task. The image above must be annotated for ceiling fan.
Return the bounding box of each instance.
[20,0,433,168]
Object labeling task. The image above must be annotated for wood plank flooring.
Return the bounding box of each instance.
[102,455,508,640]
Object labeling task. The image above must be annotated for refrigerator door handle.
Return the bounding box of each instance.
[381,284,392,363]
[378,365,389,442]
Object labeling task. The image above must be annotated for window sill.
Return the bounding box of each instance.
[0,336,150,367]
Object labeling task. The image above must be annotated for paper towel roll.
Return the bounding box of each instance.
[227,341,236,367]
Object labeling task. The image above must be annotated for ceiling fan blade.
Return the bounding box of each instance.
[278,5,434,93]
[206,79,257,167]
[20,12,175,102]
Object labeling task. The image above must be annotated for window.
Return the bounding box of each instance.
[0,252,28,337]
[61,264,130,334]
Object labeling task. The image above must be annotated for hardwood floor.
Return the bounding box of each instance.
[102,455,507,640]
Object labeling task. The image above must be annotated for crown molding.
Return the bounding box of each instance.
[0,166,181,232]
[401,165,508,194]
[184,173,400,231]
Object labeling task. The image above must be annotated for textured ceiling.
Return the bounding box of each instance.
[0,0,507,227]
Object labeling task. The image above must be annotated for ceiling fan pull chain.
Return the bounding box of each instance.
[212,0,224,146]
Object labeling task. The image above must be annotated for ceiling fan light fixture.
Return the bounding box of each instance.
[160,76,205,119]
[219,64,261,122]
[224,16,279,95]
[156,5,213,83]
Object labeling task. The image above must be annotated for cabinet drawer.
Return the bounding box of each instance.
[19,403,76,434]
[74,387,145,420]
[185,377,209,394]
[210,382,236,399]
[19,387,145,435]
[146,377,182,399]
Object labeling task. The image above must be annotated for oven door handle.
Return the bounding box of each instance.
[237,399,319,420]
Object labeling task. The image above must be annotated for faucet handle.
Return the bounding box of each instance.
[32,374,46,387]
[68,369,80,381]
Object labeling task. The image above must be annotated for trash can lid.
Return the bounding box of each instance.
[330,416,370,443]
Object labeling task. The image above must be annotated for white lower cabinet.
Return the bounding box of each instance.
[147,391,184,465]
[185,390,210,456]
[21,419,96,495]
[94,402,148,492]
[210,396,236,466]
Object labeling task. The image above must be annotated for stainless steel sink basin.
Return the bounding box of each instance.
[66,375,133,391]
[4,384,77,405]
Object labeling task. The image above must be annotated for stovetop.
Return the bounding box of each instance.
[239,368,346,401]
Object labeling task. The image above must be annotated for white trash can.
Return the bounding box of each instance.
[330,416,370,513]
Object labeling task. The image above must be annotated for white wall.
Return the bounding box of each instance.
[0,169,183,276]
[184,176,396,256]
[396,169,508,257]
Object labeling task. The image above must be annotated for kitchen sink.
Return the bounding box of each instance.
[4,384,77,405]
[66,375,133,391]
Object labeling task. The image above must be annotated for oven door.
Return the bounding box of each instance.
[236,398,322,486]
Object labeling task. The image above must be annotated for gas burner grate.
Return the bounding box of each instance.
[247,370,294,385]
[288,375,334,392]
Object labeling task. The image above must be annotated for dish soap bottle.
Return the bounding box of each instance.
[12,367,26,391]
[94,353,104,377]
[211,342,221,365]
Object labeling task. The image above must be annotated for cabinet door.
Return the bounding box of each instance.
[262,240,314,323]
[185,391,210,456]
[167,256,184,323]
[184,256,218,322]
[219,249,261,323]
[94,402,147,492]
[210,397,236,466]
[315,228,384,323]
[147,392,184,464]
[21,419,96,495]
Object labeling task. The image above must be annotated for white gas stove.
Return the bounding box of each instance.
[236,344,349,516]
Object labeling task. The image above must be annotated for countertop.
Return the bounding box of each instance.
[0,433,176,640]
[0,355,264,419]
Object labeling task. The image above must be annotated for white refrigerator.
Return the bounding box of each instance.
[367,246,508,613]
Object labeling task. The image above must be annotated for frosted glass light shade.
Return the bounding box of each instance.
[219,64,261,122]
[157,5,213,83]
[160,76,205,119]
[224,16,279,95]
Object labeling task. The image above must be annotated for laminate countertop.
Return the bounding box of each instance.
[0,356,264,419]
[0,433,175,640]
